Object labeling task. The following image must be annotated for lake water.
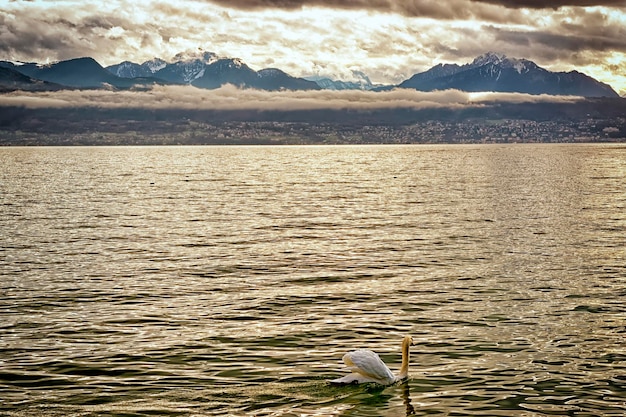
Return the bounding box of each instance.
[0,144,625,416]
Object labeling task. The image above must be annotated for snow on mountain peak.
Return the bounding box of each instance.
[144,58,167,73]
[172,50,218,64]
[471,52,537,74]
[511,60,527,74]
[350,70,373,87]
[472,52,507,67]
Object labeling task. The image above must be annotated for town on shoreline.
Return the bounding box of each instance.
[2,97,625,146]
[2,118,624,146]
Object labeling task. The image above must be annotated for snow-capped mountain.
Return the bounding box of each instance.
[0,57,167,89]
[191,59,320,91]
[190,58,257,89]
[107,58,167,79]
[109,53,373,91]
[1,51,620,97]
[144,58,168,74]
[399,52,618,98]
[470,52,539,75]
[107,51,217,84]
[306,70,375,90]
[105,54,319,90]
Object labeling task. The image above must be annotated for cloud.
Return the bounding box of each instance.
[0,3,139,62]
[203,0,534,20]
[0,94,71,109]
[0,85,581,112]
[472,0,626,8]
[203,0,626,13]
[488,27,626,57]
[1,0,624,92]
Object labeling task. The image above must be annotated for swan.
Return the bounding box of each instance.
[330,335,415,386]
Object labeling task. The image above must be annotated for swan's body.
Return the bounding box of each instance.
[330,335,415,386]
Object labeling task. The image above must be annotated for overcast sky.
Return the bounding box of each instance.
[1,0,625,94]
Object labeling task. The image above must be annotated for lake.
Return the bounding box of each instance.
[0,144,625,416]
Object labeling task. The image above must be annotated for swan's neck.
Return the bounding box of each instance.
[398,337,411,379]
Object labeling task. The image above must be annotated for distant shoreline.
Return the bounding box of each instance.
[1,97,625,145]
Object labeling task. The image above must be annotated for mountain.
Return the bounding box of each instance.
[190,58,320,91]
[154,58,211,84]
[306,71,375,90]
[0,65,65,92]
[1,57,168,89]
[107,51,218,84]
[191,58,259,89]
[256,68,320,91]
[399,52,618,98]
[2,52,620,96]
[107,54,320,91]
[2,55,320,92]
[106,58,167,79]
[29,57,123,88]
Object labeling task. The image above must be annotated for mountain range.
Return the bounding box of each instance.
[399,52,618,98]
[0,52,619,98]
[0,57,171,90]
[305,71,378,91]
[107,51,320,91]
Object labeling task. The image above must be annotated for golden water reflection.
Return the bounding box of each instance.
[0,144,624,416]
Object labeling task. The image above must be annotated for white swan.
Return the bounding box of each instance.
[330,335,415,385]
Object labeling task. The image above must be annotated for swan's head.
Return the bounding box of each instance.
[403,335,416,346]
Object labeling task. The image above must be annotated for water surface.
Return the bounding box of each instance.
[1,144,625,416]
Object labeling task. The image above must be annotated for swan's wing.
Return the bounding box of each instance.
[340,349,395,385]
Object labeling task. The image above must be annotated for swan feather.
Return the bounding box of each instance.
[330,336,415,386]
[339,349,396,385]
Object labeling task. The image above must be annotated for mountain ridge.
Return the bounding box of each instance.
[0,66,66,92]
[0,57,172,89]
[399,52,618,98]
[0,52,620,97]
[106,53,321,90]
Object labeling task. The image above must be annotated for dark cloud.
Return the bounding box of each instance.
[203,0,524,20]
[0,7,135,62]
[205,0,386,11]
[472,0,626,9]
[205,0,626,14]
[488,20,626,56]
[199,0,626,26]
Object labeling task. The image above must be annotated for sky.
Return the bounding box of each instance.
[1,0,625,95]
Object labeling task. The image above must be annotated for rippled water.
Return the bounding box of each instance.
[1,144,625,416]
